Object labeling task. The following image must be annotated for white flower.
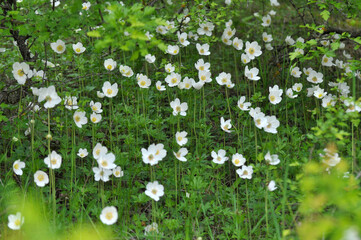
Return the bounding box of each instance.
[113,166,124,177]
[223,27,236,39]
[34,170,49,187]
[156,25,168,35]
[237,96,251,111]
[73,111,87,128]
[254,112,267,129]
[236,165,253,179]
[102,81,118,98]
[269,10,277,15]
[216,72,232,86]
[100,206,118,225]
[50,39,66,54]
[322,94,336,108]
[261,15,271,27]
[82,1,91,10]
[321,55,334,67]
[12,62,31,85]
[211,149,228,164]
[307,70,323,84]
[165,63,175,73]
[142,144,159,166]
[220,117,232,133]
[262,32,273,42]
[241,53,250,64]
[37,86,61,108]
[286,88,298,98]
[145,222,159,236]
[313,88,327,99]
[90,101,102,113]
[270,0,280,6]
[245,66,260,81]
[72,42,86,54]
[285,36,295,45]
[97,91,105,98]
[290,66,301,78]
[232,37,243,50]
[197,22,214,36]
[93,143,108,160]
[320,148,341,167]
[232,153,246,167]
[249,107,261,118]
[90,113,102,123]
[265,151,280,165]
[44,150,62,169]
[175,131,188,146]
[145,54,156,63]
[344,100,361,113]
[188,31,199,40]
[104,58,116,71]
[222,35,232,45]
[77,148,88,158]
[178,32,190,46]
[264,116,280,134]
[167,45,179,55]
[92,167,112,182]
[165,72,181,87]
[174,148,188,162]
[268,180,277,191]
[198,70,212,83]
[156,81,166,91]
[269,85,283,105]
[179,77,194,90]
[225,0,231,5]
[265,44,273,50]
[98,152,116,169]
[145,181,164,201]
[245,41,262,60]
[192,80,205,90]
[119,65,134,77]
[137,74,151,88]
[292,83,303,92]
[13,160,25,175]
[170,98,188,116]
[343,50,352,59]
[196,43,210,55]
[8,212,24,230]
[64,96,79,110]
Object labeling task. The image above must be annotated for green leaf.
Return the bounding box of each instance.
[87,30,101,38]
[320,10,330,21]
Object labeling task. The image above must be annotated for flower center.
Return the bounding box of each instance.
[217,156,221,161]
[148,154,154,161]
[234,159,240,165]
[92,117,97,122]
[270,95,275,102]
[177,136,183,142]
[56,45,64,52]
[92,106,97,111]
[323,58,328,63]
[312,76,317,82]
[75,116,81,122]
[101,160,108,167]
[239,103,244,108]
[200,49,205,54]
[176,106,181,112]
[249,48,255,55]
[297,87,301,91]
[14,163,19,170]
[107,89,113,95]
[318,93,323,98]
[115,171,120,176]
[171,78,177,84]
[140,81,146,86]
[45,95,52,102]
[204,26,209,31]
[107,65,112,70]
[151,189,158,195]
[17,69,25,77]
[227,31,232,36]
[37,174,44,181]
[51,158,57,165]
[96,149,100,156]
[200,66,204,71]
[14,219,21,227]
[185,83,190,88]
[173,50,178,54]
[180,38,184,43]
[201,75,206,81]
[105,212,113,220]
[176,152,181,158]
[222,78,227,83]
